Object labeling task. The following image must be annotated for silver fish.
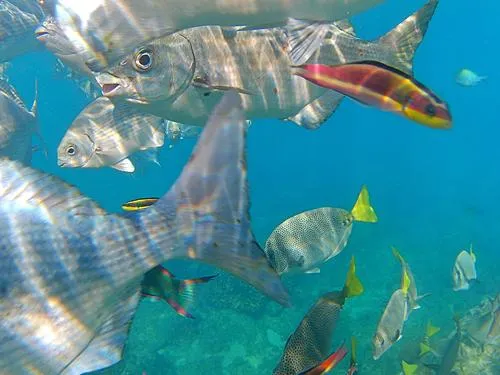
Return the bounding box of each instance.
[0,0,44,62]
[372,269,411,360]
[95,0,438,128]
[452,246,477,291]
[51,0,386,71]
[165,120,202,145]
[0,92,289,374]
[57,96,165,172]
[0,79,38,164]
[274,257,362,375]
[264,186,377,275]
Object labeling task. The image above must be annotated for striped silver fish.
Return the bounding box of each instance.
[0,78,38,164]
[0,92,289,374]
[51,0,386,71]
[57,96,165,173]
[95,0,438,129]
[0,0,44,62]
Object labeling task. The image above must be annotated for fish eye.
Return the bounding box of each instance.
[66,144,77,156]
[134,49,153,71]
[425,104,436,116]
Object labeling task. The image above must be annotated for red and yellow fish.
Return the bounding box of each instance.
[293,61,452,129]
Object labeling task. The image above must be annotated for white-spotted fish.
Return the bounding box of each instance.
[264,186,377,275]
[0,92,289,374]
[94,0,438,129]
[274,257,363,375]
[57,96,165,172]
[51,0,386,71]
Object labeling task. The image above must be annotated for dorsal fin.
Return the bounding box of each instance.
[0,158,106,216]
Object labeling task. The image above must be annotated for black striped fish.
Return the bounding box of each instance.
[0,92,289,374]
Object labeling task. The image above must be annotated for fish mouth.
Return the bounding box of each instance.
[101,83,120,95]
[57,161,66,167]
[34,27,49,41]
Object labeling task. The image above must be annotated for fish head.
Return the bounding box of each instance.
[96,34,195,105]
[403,90,452,129]
[35,16,76,56]
[57,128,95,168]
[372,331,391,360]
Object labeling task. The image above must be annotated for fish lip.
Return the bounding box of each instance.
[101,83,120,95]
[96,73,125,97]
[57,161,66,167]
[34,26,49,40]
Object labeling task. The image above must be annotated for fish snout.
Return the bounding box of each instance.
[95,73,126,97]
[34,26,49,41]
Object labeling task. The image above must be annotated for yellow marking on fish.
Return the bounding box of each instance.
[402,268,411,295]
[351,185,377,223]
[402,360,418,375]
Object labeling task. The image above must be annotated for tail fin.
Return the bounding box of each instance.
[419,342,435,357]
[426,320,440,338]
[298,342,348,375]
[177,274,218,307]
[351,185,378,223]
[30,79,48,159]
[469,243,476,262]
[343,256,364,298]
[136,92,290,306]
[378,0,439,75]
[401,360,418,375]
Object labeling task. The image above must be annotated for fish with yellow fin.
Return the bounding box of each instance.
[274,257,363,375]
[392,247,430,316]
[452,244,478,291]
[373,268,412,359]
[293,61,452,129]
[419,320,441,357]
[264,185,377,275]
[140,265,217,319]
[401,360,418,375]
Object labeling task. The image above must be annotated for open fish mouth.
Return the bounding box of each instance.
[34,28,49,40]
[101,83,120,95]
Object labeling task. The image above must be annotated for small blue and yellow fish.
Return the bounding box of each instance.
[456,68,487,87]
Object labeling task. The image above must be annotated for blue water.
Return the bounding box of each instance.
[5,0,498,374]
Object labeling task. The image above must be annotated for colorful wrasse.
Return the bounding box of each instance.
[299,343,348,375]
[122,197,159,211]
[141,265,217,318]
[293,61,451,129]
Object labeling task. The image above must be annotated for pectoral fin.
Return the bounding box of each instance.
[286,18,330,65]
[111,158,135,173]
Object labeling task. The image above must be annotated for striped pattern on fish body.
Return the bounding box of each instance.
[0,79,37,164]
[96,0,438,127]
[0,1,44,62]
[0,93,289,374]
[265,207,354,275]
[452,248,477,291]
[57,97,165,172]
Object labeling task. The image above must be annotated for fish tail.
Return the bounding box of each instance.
[401,360,418,375]
[343,256,364,298]
[298,342,348,375]
[30,79,48,159]
[176,274,218,307]
[378,0,439,74]
[469,243,476,262]
[135,92,290,307]
[351,185,378,223]
[426,320,440,338]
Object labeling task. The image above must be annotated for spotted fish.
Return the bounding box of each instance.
[273,257,363,375]
[0,92,289,374]
[264,185,377,275]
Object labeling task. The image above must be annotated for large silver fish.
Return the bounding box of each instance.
[274,257,362,375]
[0,79,38,164]
[95,0,438,128]
[264,186,377,275]
[57,96,165,172]
[51,0,386,71]
[0,0,44,62]
[372,268,411,360]
[0,92,289,374]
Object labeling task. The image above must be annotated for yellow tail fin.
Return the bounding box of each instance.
[426,320,440,338]
[344,256,364,298]
[391,246,405,264]
[419,342,433,357]
[351,185,378,223]
[469,243,476,262]
[402,360,418,375]
[402,268,411,295]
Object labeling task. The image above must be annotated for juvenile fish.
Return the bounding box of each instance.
[0,79,39,164]
[456,68,487,87]
[0,92,289,374]
[57,96,165,172]
[264,185,377,275]
[51,0,386,71]
[274,257,363,375]
[140,265,217,319]
[95,0,439,129]
[452,245,477,291]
